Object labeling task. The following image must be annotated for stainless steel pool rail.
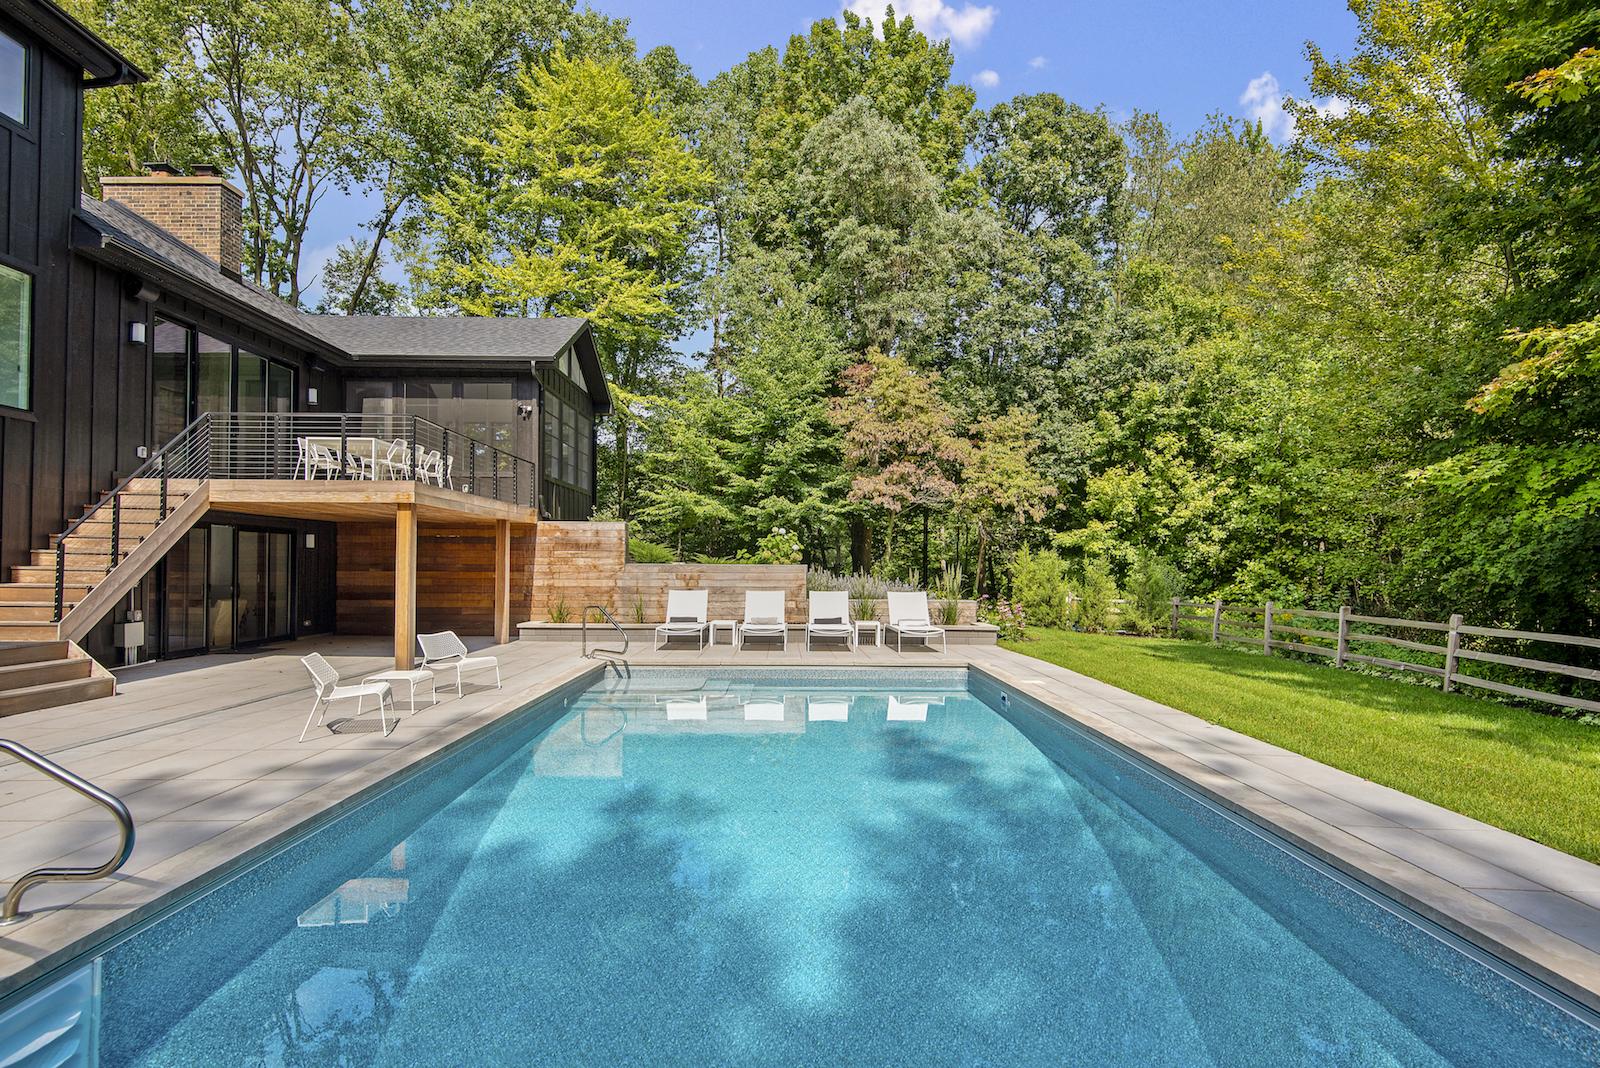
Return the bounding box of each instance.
[0,740,135,926]
[582,605,629,660]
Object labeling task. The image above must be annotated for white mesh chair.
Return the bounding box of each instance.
[806,591,854,652]
[737,590,788,650]
[300,653,394,741]
[418,631,502,695]
[886,592,947,654]
[655,590,710,650]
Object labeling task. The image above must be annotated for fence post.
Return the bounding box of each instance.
[1263,600,1274,655]
[1335,605,1350,668]
[1443,613,1463,693]
[1210,599,1222,643]
[1169,597,1180,638]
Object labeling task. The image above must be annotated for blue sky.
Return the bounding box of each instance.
[301,0,1358,308]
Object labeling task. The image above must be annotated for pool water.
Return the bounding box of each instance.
[76,668,1600,1065]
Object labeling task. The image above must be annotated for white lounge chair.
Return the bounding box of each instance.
[888,695,933,722]
[299,653,394,741]
[886,591,948,654]
[655,590,710,649]
[737,590,788,650]
[418,631,502,694]
[806,591,855,652]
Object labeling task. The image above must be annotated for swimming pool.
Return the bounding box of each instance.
[13,666,1600,1065]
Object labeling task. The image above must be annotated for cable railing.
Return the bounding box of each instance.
[52,412,538,623]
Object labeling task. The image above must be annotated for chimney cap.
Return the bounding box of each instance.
[141,161,182,176]
[191,164,220,177]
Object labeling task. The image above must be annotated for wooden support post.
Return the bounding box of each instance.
[1169,597,1180,638]
[1335,605,1350,668]
[394,503,418,670]
[494,519,512,646]
[1211,599,1222,643]
[1263,600,1274,655]
[1443,613,1463,692]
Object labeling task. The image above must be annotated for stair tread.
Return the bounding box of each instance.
[0,677,112,700]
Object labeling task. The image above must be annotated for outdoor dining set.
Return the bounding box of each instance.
[292,435,455,487]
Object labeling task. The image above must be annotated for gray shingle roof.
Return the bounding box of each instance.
[306,315,589,363]
[77,196,327,348]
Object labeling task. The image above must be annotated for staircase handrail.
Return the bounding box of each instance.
[53,413,213,622]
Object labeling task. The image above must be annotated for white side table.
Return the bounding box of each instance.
[710,619,737,646]
[364,668,438,712]
[854,620,883,648]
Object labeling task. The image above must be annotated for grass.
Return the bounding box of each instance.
[1004,628,1600,865]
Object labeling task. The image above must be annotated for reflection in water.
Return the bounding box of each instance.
[807,697,850,722]
[888,696,941,722]
[663,695,708,721]
[743,699,785,722]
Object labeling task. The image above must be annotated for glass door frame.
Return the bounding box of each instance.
[157,520,299,657]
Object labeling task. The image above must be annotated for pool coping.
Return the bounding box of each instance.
[0,658,610,1004]
[965,657,1600,1017]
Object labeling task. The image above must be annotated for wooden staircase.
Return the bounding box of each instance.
[0,478,208,716]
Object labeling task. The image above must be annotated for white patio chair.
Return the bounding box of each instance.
[299,653,394,741]
[885,591,948,654]
[655,590,710,650]
[806,591,855,652]
[418,631,502,695]
[376,439,411,479]
[737,590,788,650]
[297,439,342,480]
[415,448,444,486]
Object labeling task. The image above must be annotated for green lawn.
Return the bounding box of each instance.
[1004,629,1600,865]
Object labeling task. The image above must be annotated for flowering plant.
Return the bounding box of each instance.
[980,597,1027,641]
[750,526,804,564]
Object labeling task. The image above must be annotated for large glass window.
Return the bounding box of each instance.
[0,30,23,125]
[0,264,29,409]
[152,318,190,441]
[195,333,232,416]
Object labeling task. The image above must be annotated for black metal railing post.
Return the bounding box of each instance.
[52,544,65,623]
[405,416,417,481]
[339,414,349,480]
[110,493,121,566]
[159,475,167,522]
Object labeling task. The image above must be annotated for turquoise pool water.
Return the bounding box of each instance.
[68,668,1600,1064]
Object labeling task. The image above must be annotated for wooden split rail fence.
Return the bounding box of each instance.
[1169,598,1600,716]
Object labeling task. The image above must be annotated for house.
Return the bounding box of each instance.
[0,0,608,711]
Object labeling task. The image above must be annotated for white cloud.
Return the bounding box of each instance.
[1028,55,1047,69]
[1239,71,1296,141]
[842,0,998,49]
[1238,71,1353,143]
[974,68,1000,88]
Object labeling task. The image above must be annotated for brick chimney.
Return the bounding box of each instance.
[100,164,245,277]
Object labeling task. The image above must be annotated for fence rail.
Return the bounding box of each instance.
[1168,598,1600,716]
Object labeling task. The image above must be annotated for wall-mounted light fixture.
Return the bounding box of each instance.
[128,321,146,344]
[307,387,319,405]
[305,533,317,549]
[517,403,535,421]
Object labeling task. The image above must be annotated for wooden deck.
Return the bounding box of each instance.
[208,480,535,668]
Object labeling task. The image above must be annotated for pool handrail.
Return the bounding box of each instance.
[582,604,629,660]
[0,739,135,926]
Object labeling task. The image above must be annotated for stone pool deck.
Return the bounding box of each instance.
[0,636,1593,1017]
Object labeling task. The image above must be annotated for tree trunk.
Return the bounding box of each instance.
[850,516,870,573]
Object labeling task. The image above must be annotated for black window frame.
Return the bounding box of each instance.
[0,23,27,131]
[146,313,298,435]
[0,256,35,416]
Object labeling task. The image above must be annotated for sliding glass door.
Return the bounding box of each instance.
[148,318,296,452]
[162,524,295,655]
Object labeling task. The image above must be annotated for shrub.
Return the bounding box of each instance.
[548,598,571,624]
[1011,546,1071,627]
[631,597,647,624]
[628,538,675,563]
[1067,559,1118,633]
[1123,550,1184,635]
[748,527,803,564]
[936,598,961,626]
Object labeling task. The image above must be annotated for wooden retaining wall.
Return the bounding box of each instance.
[526,522,807,623]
